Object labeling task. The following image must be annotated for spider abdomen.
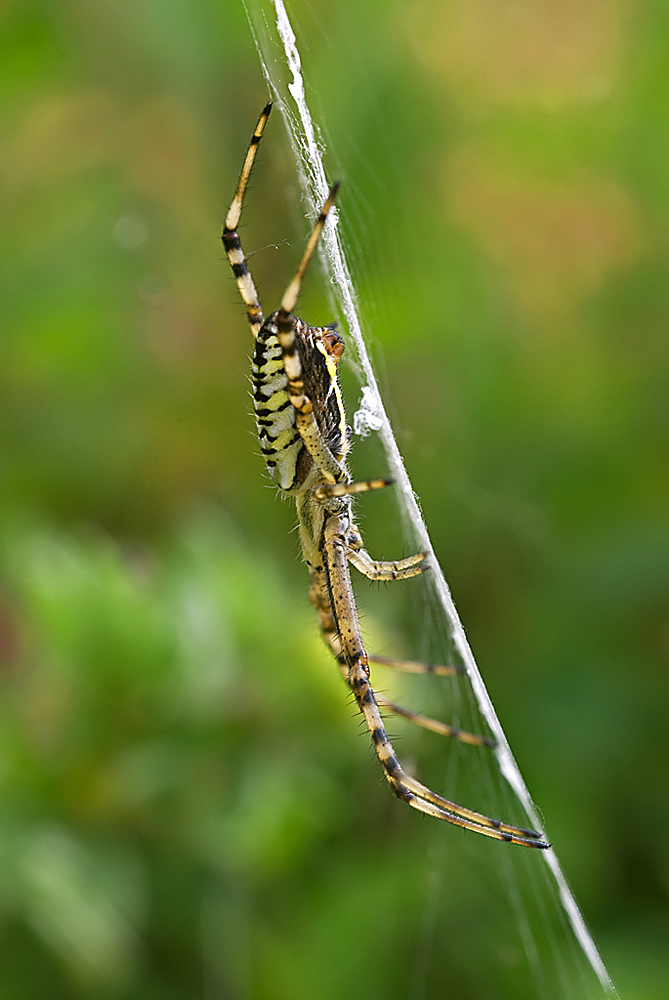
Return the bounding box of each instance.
[252,327,302,492]
[253,313,349,493]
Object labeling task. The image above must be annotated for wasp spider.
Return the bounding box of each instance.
[222,103,548,848]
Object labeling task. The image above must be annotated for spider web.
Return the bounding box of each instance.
[242,2,618,997]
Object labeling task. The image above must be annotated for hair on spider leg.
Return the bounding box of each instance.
[246,237,293,259]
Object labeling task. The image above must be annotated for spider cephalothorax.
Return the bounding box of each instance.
[222,103,548,848]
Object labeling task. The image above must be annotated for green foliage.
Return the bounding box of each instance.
[1,0,667,997]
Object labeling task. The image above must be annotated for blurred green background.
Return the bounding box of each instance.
[1,0,668,997]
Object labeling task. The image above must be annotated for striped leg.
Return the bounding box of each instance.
[308,569,463,699]
[376,696,494,748]
[314,479,427,580]
[347,539,426,581]
[275,184,344,483]
[312,477,392,501]
[294,406,345,484]
[321,511,549,848]
[278,183,340,320]
[276,183,340,417]
[368,654,464,677]
[309,565,345,667]
[221,102,272,339]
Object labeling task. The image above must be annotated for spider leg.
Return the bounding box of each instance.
[276,184,340,418]
[273,184,347,484]
[295,411,346,484]
[321,510,549,848]
[279,183,340,319]
[309,565,345,664]
[376,696,494,748]
[315,480,428,580]
[367,654,464,677]
[222,103,272,339]
[309,570,461,692]
[347,543,426,581]
[313,477,392,500]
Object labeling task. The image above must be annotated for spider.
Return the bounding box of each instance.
[222,103,548,848]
